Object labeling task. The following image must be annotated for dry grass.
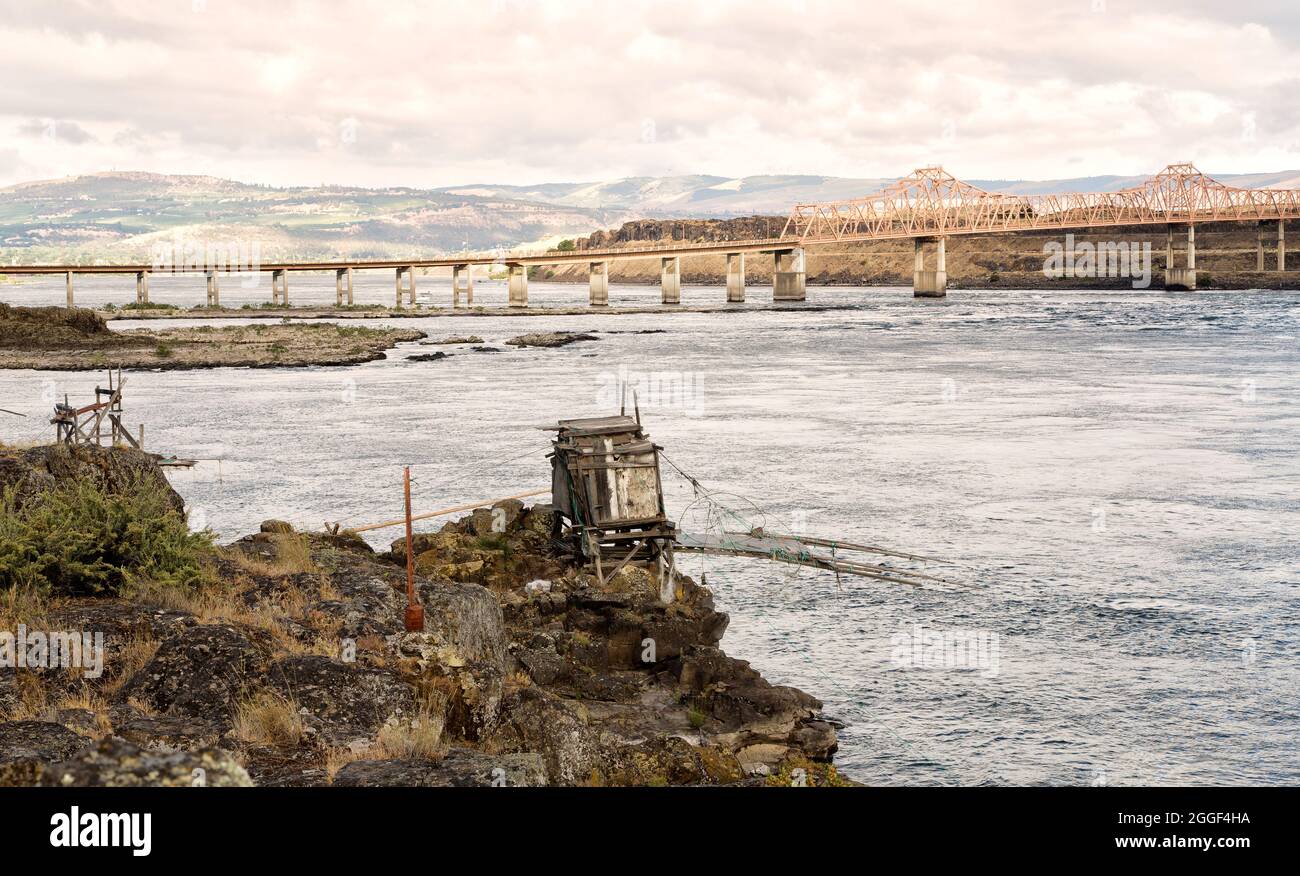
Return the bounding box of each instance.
[126,572,341,660]
[372,710,445,761]
[224,535,320,578]
[43,686,113,738]
[232,689,305,746]
[119,578,195,613]
[0,585,52,630]
[316,576,341,602]
[1,672,48,720]
[126,695,158,717]
[323,744,368,782]
[101,633,159,697]
[322,698,447,782]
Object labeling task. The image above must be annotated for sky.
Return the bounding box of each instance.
[1,0,1299,189]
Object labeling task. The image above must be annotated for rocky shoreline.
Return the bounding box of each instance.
[0,446,846,787]
[0,304,424,370]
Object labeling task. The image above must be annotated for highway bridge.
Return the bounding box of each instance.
[3,163,1296,308]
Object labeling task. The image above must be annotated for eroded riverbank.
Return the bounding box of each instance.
[0,304,424,370]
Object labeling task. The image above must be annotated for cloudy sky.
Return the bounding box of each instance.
[1,0,1298,189]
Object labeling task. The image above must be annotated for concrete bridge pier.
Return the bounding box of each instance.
[507,263,529,307]
[205,270,220,307]
[395,266,416,307]
[726,253,745,302]
[135,270,150,305]
[65,271,74,308]
[453,264,474,307]
[773,248,806,301]
[271,269,288,306]
[335,267,353,306]
[913,237,947,297]
[661,256,681,304]
[1165,224,1197,290]
[1255,220,1287,272]
[589,261,609,306]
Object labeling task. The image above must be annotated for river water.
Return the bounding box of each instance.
[2,273,1297,786]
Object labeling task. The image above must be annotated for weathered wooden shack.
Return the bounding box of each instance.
[549,415,676,598]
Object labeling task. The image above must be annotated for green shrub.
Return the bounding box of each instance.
[0,476,213,597]
[474,533,509,554]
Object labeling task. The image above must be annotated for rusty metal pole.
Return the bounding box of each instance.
[403,466,424,632]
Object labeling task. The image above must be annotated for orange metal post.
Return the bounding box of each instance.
[403,466,424,632]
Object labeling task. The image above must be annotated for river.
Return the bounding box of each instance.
[2,273,1297,785]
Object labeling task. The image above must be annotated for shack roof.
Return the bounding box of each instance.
[554,415,643,437]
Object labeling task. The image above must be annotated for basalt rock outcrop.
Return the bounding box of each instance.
[32,737,253,787]
[0,443,184,515]
[1,468,846,785]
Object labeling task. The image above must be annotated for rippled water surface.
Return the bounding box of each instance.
[2,275,1297,785]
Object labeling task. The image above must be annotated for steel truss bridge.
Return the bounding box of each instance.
[3,163,1296,305]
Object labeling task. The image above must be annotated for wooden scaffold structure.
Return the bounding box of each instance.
[51,368,144,450]
[548,415,677,600]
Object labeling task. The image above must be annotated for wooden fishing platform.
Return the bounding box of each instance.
[548,414,677,598]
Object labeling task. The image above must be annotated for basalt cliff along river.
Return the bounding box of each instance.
[1,280,1296,785]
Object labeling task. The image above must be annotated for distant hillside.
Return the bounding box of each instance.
[2,167,1298,265]
[439,169,1300,216]
[0,172,628,264]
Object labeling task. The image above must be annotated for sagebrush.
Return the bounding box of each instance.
[0,474,213,596]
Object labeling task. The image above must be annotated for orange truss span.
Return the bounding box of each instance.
[781,164,1300,243]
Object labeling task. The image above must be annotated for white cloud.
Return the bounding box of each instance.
[0,0,1297,189]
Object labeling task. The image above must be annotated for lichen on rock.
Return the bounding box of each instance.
[0,447,844,786]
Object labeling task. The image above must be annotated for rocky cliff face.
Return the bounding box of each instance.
[577,216,786,249]
[0,450,846,787]
[0,443,184,515]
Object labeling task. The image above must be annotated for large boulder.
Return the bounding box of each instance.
[395,580,513,741]
[595,737,745,787]
[0,720,95,786]
[119,623,273,722]
[0,721,88,764]
[33,738,251,787]
[0,443,184,515]
[266,656,417,745]
[332,748,547,787]
[485,687,603,785]
[109,706,228,753]
[412,579,510,673]
[391,503,564,590]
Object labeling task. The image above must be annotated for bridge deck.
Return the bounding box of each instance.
[3,163,1296,276]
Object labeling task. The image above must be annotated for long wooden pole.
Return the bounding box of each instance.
[346,487,549,533]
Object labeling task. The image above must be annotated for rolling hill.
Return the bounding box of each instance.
[3,167,1298,264]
